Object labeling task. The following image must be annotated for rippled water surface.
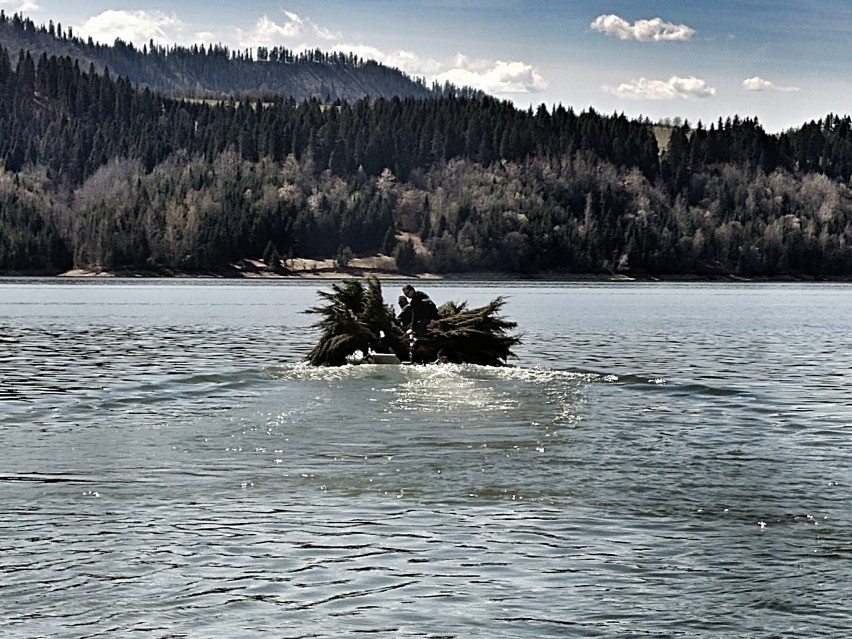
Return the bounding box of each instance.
[1,279,851,638]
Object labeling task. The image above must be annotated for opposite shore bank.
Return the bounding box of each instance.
[3,257,851,283]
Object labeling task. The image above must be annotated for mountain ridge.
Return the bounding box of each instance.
[0,11,479,102]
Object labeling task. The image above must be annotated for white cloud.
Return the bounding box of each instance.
[742,76,799,92]
[742,77,773,91]
[451,53,493,73]
[328,44,546,94]
[0,1,40,13]
[79,10,182,46]
[388,49,443,76]
[591,14,695,42]
[239,13,303,46]
[437,58,548,94]
[236,11,343,48]
[313,24,340,41]
[603,76,716,101]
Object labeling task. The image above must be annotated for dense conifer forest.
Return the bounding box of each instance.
[0,12,457,101]
[1,13,851,277]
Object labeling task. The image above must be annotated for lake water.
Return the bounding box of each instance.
[1,279,850,638]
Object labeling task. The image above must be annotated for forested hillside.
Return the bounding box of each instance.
[1,38,851,277]
[0,11,451,102]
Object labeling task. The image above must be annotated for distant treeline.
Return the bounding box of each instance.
[0,42,851,277]
[0,11,481,102]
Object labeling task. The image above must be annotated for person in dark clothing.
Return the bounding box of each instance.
[396,295,412,329]
[401,284,439,335]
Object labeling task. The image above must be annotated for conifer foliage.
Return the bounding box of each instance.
[428,299,520,366]
[305,278,408,366]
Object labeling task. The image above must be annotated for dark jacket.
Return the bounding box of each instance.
[408,291,439,334]
[396,304,413,329]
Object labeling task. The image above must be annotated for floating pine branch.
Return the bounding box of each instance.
[428,298,520,366]
[305,278,408,366]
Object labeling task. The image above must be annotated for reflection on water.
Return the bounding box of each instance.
[1,280,851,638]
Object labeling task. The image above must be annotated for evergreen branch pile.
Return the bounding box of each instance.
[429,298,521,366]
[305,278,407,366]
[305,278,521,367]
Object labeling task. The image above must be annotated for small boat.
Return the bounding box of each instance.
[367,351,403,365]
[349,348,403,365]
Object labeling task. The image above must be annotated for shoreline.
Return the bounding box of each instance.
[2,254,851,284]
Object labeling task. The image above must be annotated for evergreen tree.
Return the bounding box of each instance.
[393,239,419,273]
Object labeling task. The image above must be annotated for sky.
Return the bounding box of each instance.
[2,0,850,132]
